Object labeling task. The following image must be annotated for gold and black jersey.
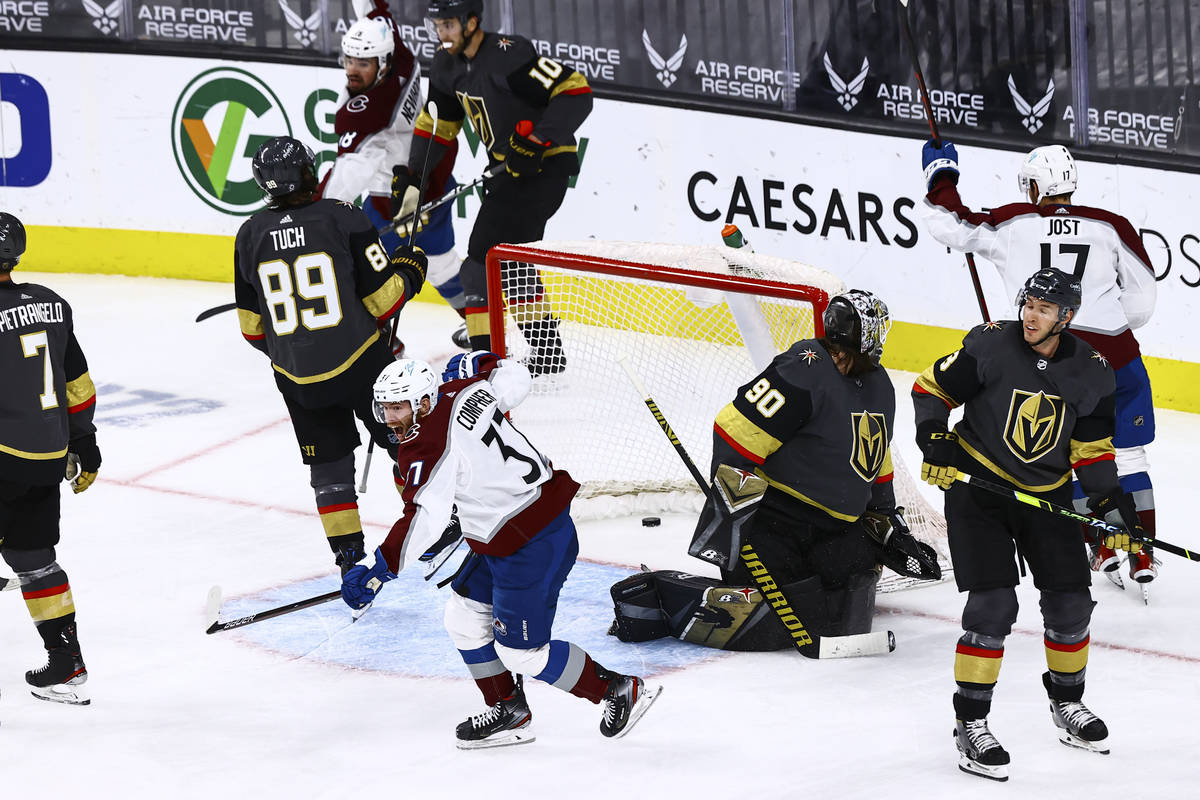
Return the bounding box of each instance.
[409,32,592,171]
[712,339,897,525]
[913,321,1119,496]
[234,199,415,392]
[0,280,97,485]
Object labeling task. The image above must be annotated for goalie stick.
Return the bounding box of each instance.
[952,472,1198,563]
[616,355,896,659]
[895,0,990,323]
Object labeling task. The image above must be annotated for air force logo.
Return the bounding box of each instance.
[1008,75,1055,134]
[643,30,688,88]
[279,0,322,48]
[824,53,870,111]
[849,411,888,481]
[1003,389,1065,462]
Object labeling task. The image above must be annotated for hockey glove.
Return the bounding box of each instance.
[442,350,500,382]
[389,244,428,296]
[65,433,101,494]
[918,427,960,490]
[389,165,428,237]
[340,547,398,610]
[504,124,548,179]
[922,138,960,191]
[1089,490,1145,553]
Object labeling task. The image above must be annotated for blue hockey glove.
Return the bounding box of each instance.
[922,138,960,191]
[442,350,500,382]
[340,547,398,609]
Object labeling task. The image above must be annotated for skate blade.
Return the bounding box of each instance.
[455,725,536,750]
[610,683,663,740]
[957,757,1008,782]
[31,683,90,706]
[1058,732,1110,755]
[1141,584,1151,605]
[1104,569,1125,590]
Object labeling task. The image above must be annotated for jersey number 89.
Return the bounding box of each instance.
[744,378,785,418]
[257,252,344,336]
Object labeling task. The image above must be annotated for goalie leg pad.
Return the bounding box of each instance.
[821,570,878,637]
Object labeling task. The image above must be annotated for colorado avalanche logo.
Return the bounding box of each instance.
[347,95,370,112]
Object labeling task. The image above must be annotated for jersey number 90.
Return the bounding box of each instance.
[744,378,785,418]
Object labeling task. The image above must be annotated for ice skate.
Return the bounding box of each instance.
[1049,699,1110,754]
[953,718,1010,781]
[1089,541,1124,589]
[27,648,89,706]
[451,322,471,349]
[1128,549,1157,584]
[455,678,535,750]
[599,671,662,739]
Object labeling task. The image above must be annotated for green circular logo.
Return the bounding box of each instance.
[171,67,293,215]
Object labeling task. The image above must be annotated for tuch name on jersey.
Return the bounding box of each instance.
[269,226,306,251]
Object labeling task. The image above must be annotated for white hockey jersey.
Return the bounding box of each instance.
[921,179,1157,368]
[379,361,580,573]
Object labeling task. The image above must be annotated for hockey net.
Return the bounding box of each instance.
[485,240,949,591]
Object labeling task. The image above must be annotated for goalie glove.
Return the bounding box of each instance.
[859,507,942,581]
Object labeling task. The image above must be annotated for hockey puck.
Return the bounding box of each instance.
[642,517,661,527]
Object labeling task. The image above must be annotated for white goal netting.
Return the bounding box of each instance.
[486,240,949,591]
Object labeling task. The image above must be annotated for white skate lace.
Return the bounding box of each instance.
[1057,701,1099,729]
[469,703,503,729]
[963,720,1002,752]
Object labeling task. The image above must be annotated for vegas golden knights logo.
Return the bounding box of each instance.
[1003,389,1065,463]
[848,411,888,481]
[456,91,495,149]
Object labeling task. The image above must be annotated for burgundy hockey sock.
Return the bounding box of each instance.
[474,671,517,707]
[567,655,610,704]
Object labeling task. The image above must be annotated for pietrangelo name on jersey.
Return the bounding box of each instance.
[269,226,306,251]
[0,300,63,333]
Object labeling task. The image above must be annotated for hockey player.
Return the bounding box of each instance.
[234,137,427,575]
[340,353,661,747]
[0,212,98,705]
[394,0,593,372]
[318,0,468,351]
[913,267,1145,781]
[920,139,1159,586]
[708,290,918,640]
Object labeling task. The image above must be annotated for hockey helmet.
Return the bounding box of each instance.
[342,16,394,68]
[1017,145,1077,202]
[822,289,892,366]
[1015,267,1081,324]
[0,212,26,272]
[426,0,483,31]
[373,358,440,423]
[251,137,317,198]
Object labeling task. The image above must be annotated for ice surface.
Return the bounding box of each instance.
[1,273,1195,798]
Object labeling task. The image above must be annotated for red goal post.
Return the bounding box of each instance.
[484,240,949,591]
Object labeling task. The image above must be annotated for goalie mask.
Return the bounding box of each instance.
[1018,145,1077,202]
[373,358,439,424]
[822,289,891,366]
[0,212,26,272]
[1015,267,1081,325]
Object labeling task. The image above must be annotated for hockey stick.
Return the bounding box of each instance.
[195,302,237,323]
[205,584,343,634]
[379,164,502,238]
[896,0,990,323]
[1,574,22,591]
[952,472,1199,563]
[617,356,896,659]
[360,102,444,494]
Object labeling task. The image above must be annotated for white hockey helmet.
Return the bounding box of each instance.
[342,16,395,69]
[1017,145,1077,202]
[373,358,439,423]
